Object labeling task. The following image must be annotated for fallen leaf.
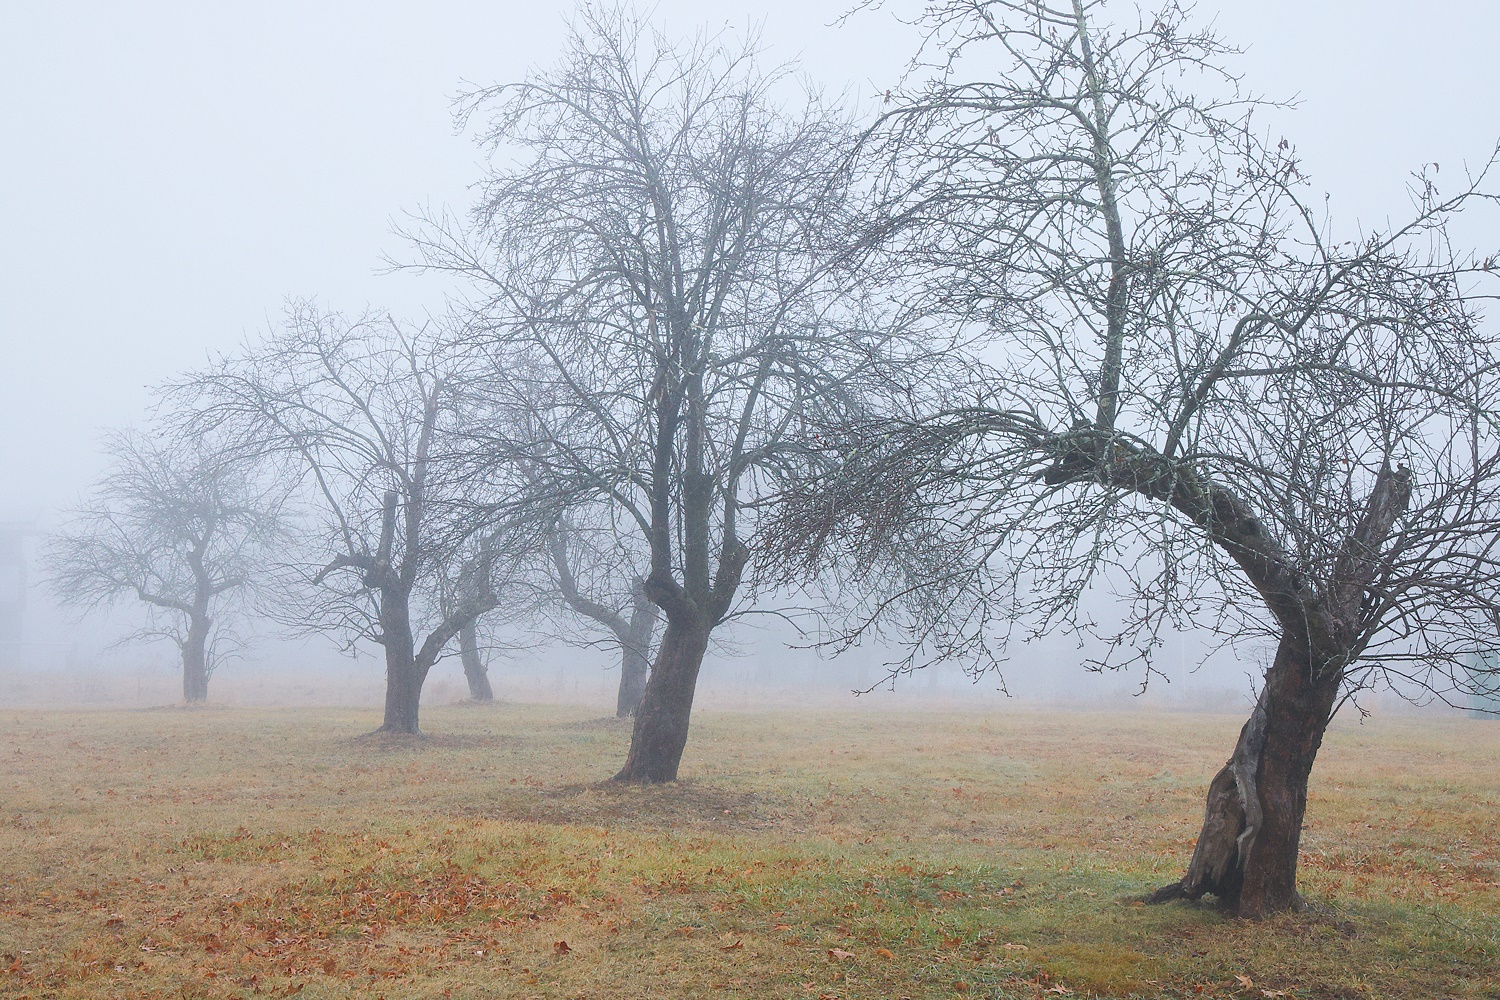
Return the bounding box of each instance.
[875,948,894,960]
[827,948,856,961]
[1045,987,1072,995]
[954,983,969,993]
[1002,942,1030,952]
[673,926,694,937]
[1236,975,1254,989]
[552,940,571,955]
[773,923,792,931]
[321,958,336,975]
[1261,992,1291,998]
[720,939,743,951]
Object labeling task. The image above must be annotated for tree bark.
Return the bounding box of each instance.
[459,620,494,702]
[377,594,425,734]
[612,618,710,782]
[1150,634,1343,917]
[181,614,210,704]
[616,584,658,717]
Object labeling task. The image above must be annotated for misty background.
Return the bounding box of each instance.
[3,1,1497,712]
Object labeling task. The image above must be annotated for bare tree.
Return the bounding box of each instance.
[179,304,509,734]
[546,516,658,717]
[446,527,547,704]
[777,0,1500,916]
[407,7,902,780]
[445,544,504,703]
[46,426,280,703]
[457,618,495,701]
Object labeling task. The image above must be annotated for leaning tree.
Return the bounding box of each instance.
[777,0,1500,917]
[179,304,513,734]
[407,7,905,780]
[47,426,281,703]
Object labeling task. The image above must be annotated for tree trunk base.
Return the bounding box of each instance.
[359,725,426,741]
[611,620,708,784]
[1146,882,1306,916]
[1149,635,1341,918]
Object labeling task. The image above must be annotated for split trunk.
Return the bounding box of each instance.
[1150,634,1343,917]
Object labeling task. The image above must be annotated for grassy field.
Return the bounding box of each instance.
[1,703,1496,999]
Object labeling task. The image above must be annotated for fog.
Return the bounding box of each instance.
[3,1,1497,714]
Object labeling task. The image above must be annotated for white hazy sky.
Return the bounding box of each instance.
[2,0,1498,522]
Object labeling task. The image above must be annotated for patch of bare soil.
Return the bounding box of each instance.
[472,778,783,832]
[346,729,520,751]
[554,716,633,731]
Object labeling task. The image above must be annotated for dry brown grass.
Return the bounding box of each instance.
[1,703,1496,998]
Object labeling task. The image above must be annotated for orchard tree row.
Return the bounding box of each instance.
[48,2,1500,919]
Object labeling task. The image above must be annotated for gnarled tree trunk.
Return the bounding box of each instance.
[1148,464,1411,917]
[1150,635,1342,916]
[612,617,710,782]
[459,620,494,702]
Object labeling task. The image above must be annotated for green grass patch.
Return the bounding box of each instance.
[0,704,1495,997]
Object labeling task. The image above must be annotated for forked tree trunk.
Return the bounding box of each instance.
[378,596,425,734]
[459,621,495,702]
[181,615,211,704]
[1151,634,1343,917]
[612,618,710,782]
[616,588,659,717]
